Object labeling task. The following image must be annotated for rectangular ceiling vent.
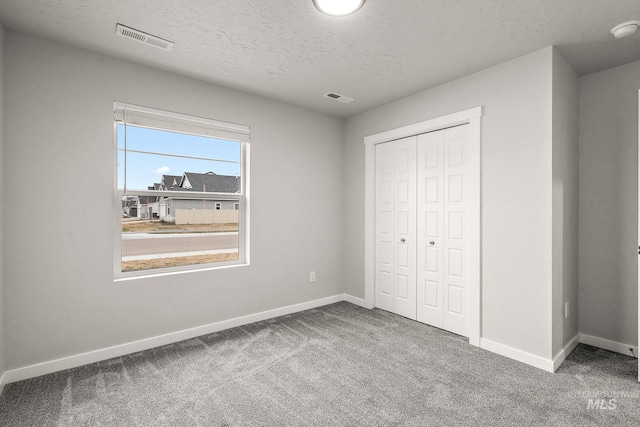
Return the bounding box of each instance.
[116,24,175,52]
[324,92,355,104]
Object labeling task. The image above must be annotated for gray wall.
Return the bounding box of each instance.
[552,49,580,357]
[3,31,345,370]
[579,60,639,347]
[345,48,555,358]
[0,23,5,384]
[1,26,636,377]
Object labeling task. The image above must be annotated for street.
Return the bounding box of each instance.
[122,232,238,257]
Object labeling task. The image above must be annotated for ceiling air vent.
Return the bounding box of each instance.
[115,24,175,51]
[324,92,355,104]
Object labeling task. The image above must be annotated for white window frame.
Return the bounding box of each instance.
[113,102,250,280]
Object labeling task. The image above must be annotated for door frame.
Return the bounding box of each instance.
[364,106,483,346]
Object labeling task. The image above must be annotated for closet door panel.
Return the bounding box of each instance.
[443,126,471,336]
[417,131,444,326]
[375,143,395,312]
[392,137,417,319]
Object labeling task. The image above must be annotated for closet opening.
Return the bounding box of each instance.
[364,107,483,346]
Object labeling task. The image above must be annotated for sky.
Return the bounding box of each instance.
[117,124,241,191]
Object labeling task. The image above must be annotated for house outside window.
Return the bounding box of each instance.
[114,102,249,278]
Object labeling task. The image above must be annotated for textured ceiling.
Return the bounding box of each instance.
[1,0,640,118]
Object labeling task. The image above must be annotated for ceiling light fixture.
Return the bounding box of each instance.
[610,20,640,38]
[313,0,365,17]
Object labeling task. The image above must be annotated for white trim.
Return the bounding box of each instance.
[114,256,247,282]
[113,109,251,280]
[364,107,483,345]
[467,116,482,347]
[0,372,6,396]
[580,333,639,358]
[4,294,344,384]
[11,290,631,387]
[122,190,242,199]
[480,338,554,372]
[364,107,482,146]
[364,142,376,309]
[552,333,580,372]
[113,101,250,141]
[343,294,369,308]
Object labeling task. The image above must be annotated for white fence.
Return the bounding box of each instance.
[175,209,239,225]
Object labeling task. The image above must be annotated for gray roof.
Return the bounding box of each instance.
[138,195,158,204]
[181,172,240,193]
[160,175,183,190]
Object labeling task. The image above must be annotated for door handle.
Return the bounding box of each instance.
[400,238,405,243]
[429,241,435,245]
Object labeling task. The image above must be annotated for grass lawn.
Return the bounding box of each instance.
[122,220,238,233]
[122,252,239,272]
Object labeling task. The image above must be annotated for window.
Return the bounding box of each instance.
[114,102,249,277]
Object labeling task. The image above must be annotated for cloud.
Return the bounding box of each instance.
[154,166,171,174]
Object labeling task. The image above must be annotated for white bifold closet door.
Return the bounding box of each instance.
[375,136,417,319]
[375,125,472,337]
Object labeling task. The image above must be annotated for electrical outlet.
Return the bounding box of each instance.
[310,271,316,283]
[564,302,569,319]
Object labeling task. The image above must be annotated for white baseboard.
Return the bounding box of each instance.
[343,294,367,308]
[579,333,638,357]
[10,295,635,387]
[4,294,345,385]
[480,338,554,372]
[552,333,580,372]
